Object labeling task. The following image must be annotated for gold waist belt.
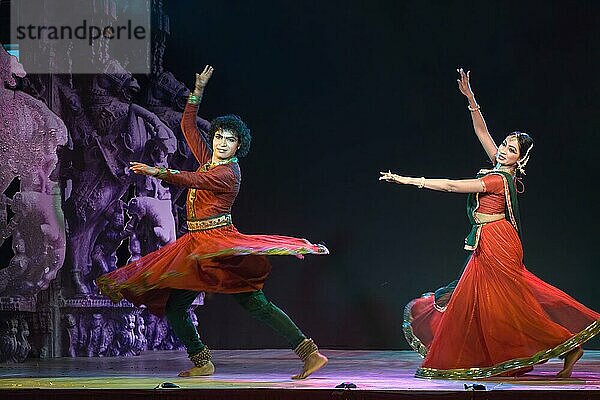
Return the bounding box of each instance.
[187,214,232,231]
[474,212,504,224]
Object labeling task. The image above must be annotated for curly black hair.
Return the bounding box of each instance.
[208,115,252,158]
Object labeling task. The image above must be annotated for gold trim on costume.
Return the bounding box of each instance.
[464,173,512,251]
[403,294,431,358]
[187,214,232,231]
[415,319,600,380]
[464,190,481,251]
[500,174,519,232]
[479,177,487,192]
[188,244,328,261]
[187,189,197,220]
[479,171,518,232]
[473,212,504,224]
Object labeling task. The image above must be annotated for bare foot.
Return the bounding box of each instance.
[557,347,583,378]
[291,351,328,380]
[178,361,215,377]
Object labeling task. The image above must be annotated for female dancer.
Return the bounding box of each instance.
[97,66,328,379]
[379,69,600,379]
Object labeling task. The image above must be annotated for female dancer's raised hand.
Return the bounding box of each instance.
[457,68,475,100]
[195,65,214,90]
[456,68,498,162]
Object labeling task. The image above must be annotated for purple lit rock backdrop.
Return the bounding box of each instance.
[0,0,204,360]
[0,0,598,362]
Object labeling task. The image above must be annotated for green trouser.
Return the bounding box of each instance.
[164,289,307,356]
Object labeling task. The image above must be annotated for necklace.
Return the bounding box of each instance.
[201,157,238,172]
[493,165,515,175]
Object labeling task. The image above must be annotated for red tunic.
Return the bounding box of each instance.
[162,101,241,220]
[97,101,328,315]
[476,174,505,214]
[404,173,600,379]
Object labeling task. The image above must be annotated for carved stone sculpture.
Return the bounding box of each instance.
[60,58,177,296]
[0,45,67,298]
[110,312,137,357]
[15,320,31,362]
[133,314,147,354]
[64,313,80,357]
[86,313,107,357]
[90,200,132,279]
[0,1,205,361]
[126,196,176,256]
[0,318,18,362]
[144,313,168,351]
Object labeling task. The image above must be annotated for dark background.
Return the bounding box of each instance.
[4,0,600,350]
[161,0,600,350]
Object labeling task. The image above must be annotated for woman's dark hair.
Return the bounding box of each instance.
[507,131,534,175]
[509,131,533,158]
[208,114,252,158]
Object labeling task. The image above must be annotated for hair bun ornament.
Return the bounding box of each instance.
[516,141,533,177]
[516,163,527,176]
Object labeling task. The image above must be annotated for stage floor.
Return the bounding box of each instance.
[2,349,600,398]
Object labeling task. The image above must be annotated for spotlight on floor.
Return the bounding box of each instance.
[336,382,357,389]
[464,383,486,391]
[154,382,180,389]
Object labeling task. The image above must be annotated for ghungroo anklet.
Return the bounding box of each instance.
[294,338,318,362]
[189,346,212,367]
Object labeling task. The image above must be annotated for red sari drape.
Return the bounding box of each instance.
[404,173,600,379]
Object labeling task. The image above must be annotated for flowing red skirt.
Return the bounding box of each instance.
[96,224,328,315]
[404,219,600,379]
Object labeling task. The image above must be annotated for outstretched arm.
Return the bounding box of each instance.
[457,68,497,162]
[181,65,214,164]
[379,171,484,194]
[129,161,237,193]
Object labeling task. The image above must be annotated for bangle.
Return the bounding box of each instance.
[188,93,202,105]
[154,167,181,179]
[417,177,426,189]
[153,167,167,178]
[467,104,480,112]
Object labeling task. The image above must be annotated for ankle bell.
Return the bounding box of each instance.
[189,346,212,367]
[294,338,319,362]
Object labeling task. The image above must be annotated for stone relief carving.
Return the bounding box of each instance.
[61,308,198,356]
[59,58,177,296]
[0,0,205,360]
[0,46,68,298]
[0,318,31,362]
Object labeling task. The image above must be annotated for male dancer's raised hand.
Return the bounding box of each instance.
[195,65,214,91]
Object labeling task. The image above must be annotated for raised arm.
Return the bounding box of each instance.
[181,65,214,164]
[379,171,485,194]
[457,68,497,162]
